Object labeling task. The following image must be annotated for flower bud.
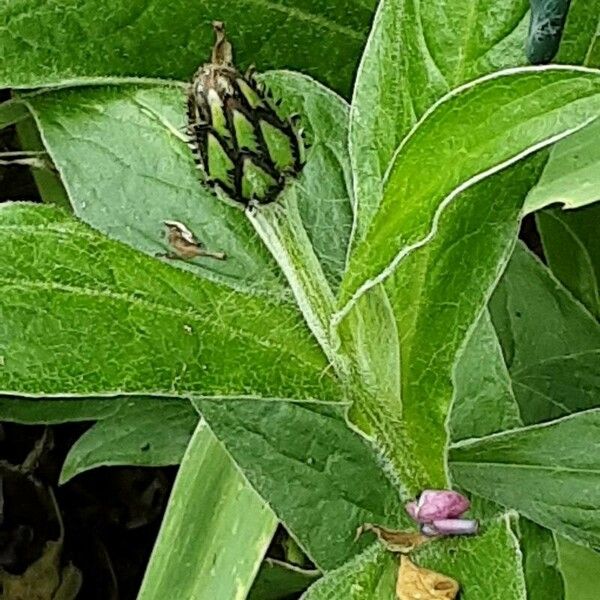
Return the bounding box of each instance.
[186,22,305,207]
[406,490,470,523]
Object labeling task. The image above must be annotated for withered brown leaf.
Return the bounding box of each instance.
[356,523,429,553]
[396,556,459,600]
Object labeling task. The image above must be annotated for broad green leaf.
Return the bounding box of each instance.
[358,157,544,491]
[522,0,600,214]
[489,243,600,424]
[300,543,396,600]
[341,66,600,306]
[555,0,600,67]
[537,205,600,318]
[138,420,277,600]
[195,399,407,571]
[260,72,353,291]
[517,519,564,600]
[248,559,320,600]
[0,0,376,96]
[450,408,600,548]
[450,309,523,443]
[413,513,527,600]
[26,84,285,295]
[60,399,198,483]
[0,397,121,424]
[524,119,600,213]
[0,203,340,401]
[27,71,352,295]
[0,99,29,128]
[350,0,529,239]
[557,537,600,600]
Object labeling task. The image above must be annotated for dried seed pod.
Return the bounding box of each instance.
[187,22,305,207]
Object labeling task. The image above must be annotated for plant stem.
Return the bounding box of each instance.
[248,189,348,376]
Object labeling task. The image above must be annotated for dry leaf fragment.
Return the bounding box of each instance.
[159,221,226,260]
[356,524,429,553]
[396,556,459,600]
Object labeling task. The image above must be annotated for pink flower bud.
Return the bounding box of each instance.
[412,490,471,522]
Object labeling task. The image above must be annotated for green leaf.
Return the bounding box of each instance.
[557,537,600,600]
[450,309,523,443]
[555,0,600,66]
[28,71,352,296]
[522,0,600,214]
[301,543,397,600]
[0,397,122,424]
[248,559,320,600]
[303,515,530,600]
[0,99,29,129]
[138,420,277,600]
[0,203,340,401]
[450,408,600,548]
[524,119,600,213]
[349,0,529,239]
[195,399,406,571]
[413,514,527,600]
[537,205,600,319]
[356,157,544,491]
[517,519,564,600]
[59,399,198,483]
[259,72,353,291]
[340,66,600,306]
[489,243,600,424]
[15,111,71,210]
[0,0,376,96]
[26,84,285,295]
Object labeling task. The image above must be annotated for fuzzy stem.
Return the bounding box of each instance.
[248,189,348,375]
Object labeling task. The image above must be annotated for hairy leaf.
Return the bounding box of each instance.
[341,66,600,305]
[0,0,376,96]
[489,243,600,424]
[450,309,523,443]
[413,514,527,600]
[196,399,406,571]
[352,157,543,491]
[0,203,339,401]
[350,0,529,239]
[60,399,198,483]
[557,537,600,600]
[450,408,600,548]
[537,204,600,319]
[301,543,397,600]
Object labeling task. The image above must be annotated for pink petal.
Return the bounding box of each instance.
[416,490,471,522]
